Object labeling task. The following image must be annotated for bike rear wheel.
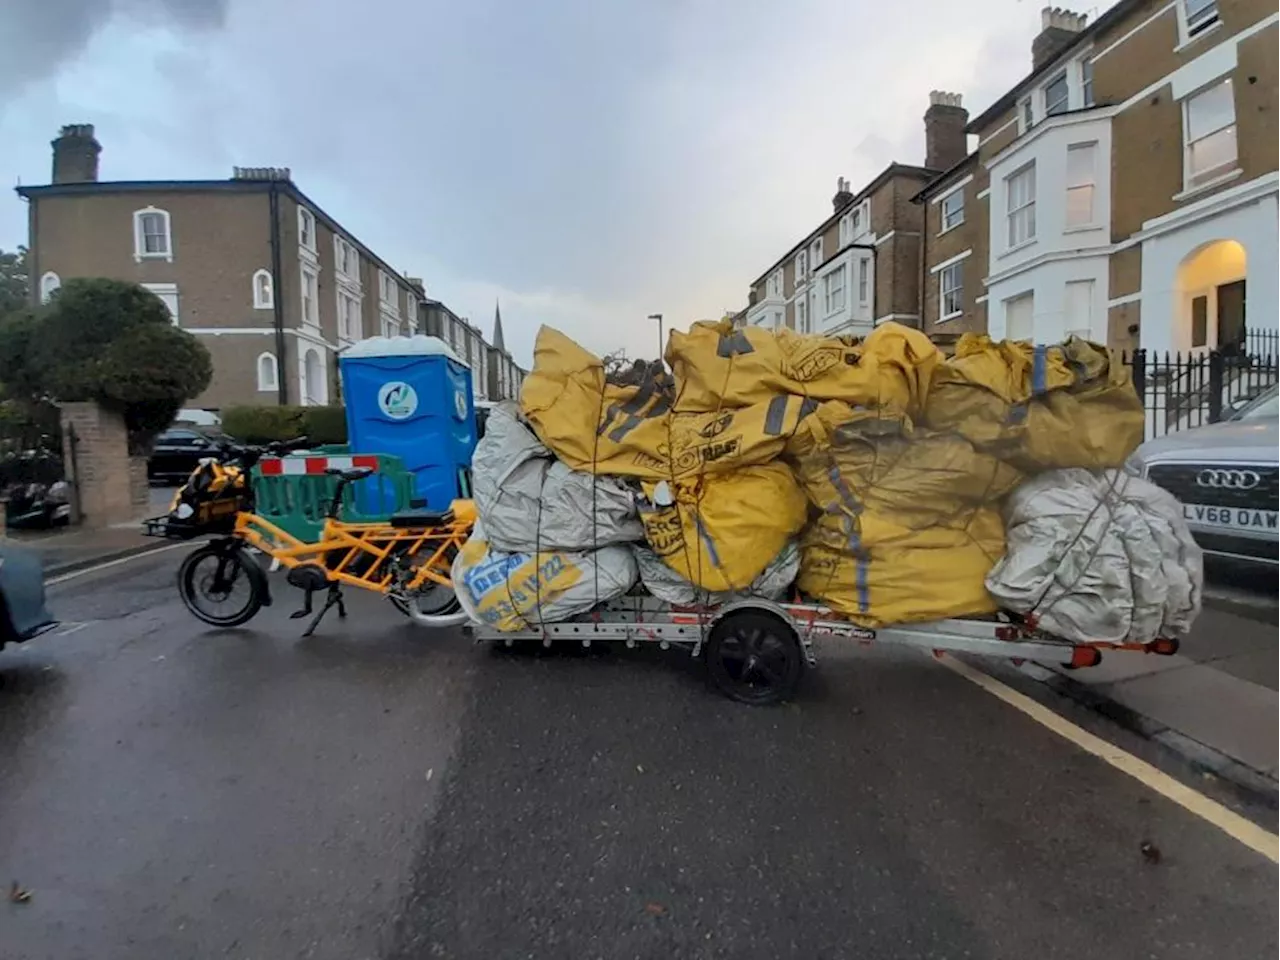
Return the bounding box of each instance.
[178,542,266,627]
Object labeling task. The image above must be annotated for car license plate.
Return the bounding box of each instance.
[1184,503,1279,535]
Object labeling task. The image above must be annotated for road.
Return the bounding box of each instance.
[0,548,1275,960]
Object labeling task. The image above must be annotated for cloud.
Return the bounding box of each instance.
[0,0,1120,369]
[0,0,230,99]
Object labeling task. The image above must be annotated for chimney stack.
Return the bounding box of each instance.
[231,166,292,181]
[924,92,968,171]
[832,176,854,212]
[1033,7,1088,71]
[51,124,101,184]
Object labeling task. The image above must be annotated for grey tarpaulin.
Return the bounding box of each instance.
[472,401,644,553]
[634,541,800,606]
[985,469,1203,644]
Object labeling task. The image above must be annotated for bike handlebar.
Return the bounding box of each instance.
[211,435,311,464]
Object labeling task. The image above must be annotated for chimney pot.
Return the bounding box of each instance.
[51,123,102,184]
[1034,7,1088,70]
[923,91,969,170]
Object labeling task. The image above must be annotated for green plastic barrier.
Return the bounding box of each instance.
[250,454,418,544]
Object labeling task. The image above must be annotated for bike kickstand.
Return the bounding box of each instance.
[300,585,344,638]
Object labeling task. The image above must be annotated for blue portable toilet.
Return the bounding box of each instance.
[339,335,476,513]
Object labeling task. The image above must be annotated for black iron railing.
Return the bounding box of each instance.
[1123,328,1278,439]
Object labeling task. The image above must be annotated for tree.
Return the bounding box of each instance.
[0,278,212,454]
[0,247,29,318]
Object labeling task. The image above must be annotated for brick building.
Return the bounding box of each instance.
[742,94,970,336]
[17,125,524,410]
[422,299,526,403]
[914,1,1278,353]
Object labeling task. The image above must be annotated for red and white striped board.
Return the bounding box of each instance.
[258,455,381,477]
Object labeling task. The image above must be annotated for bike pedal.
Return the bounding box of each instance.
[289,609,310,619]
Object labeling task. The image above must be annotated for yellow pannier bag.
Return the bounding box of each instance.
[925,334,1144,472]
[796,508,1006,626]
[521,325,821,479]
[664,320,941,415]
[637,462,809,593]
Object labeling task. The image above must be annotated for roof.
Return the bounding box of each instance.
[911,151,980,203]
[965,0,1143,133]
[15,176,417,300]
[341,334,462,362]
[750,163,937,287]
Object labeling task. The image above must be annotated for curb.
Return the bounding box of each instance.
[1017,660,1279,809]
[1202,592,1278,625]
[42,541,175,580]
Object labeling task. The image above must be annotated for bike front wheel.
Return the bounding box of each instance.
[178,542,266,627]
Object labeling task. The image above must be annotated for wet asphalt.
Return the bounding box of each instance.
[0,547,1275,960]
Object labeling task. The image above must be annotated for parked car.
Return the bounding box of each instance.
[0,541,57,652]
[148,428,225,485]
[175,408,223,430]
[1126,384,1278,568]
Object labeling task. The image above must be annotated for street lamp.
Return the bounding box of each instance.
[647,313,663,359]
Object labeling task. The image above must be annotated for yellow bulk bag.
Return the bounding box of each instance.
[451,527,638,632]
[521,326,822,479]
[925,334,1144,472]
[638,462,808,593]
[797,508,1006,626]
[665,320,941,416]
[787,404,1023,529]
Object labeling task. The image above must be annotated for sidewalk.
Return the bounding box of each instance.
[8,523,172,578]
[1024,598,1278,800]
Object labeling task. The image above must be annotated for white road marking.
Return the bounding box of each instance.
[53,622,92,637]
[45,542,193,586]
[941,655,1279,864]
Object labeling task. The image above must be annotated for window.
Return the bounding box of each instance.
[379,270,396,305]
[858,258,870,304]
[822,265,846,315]
[771,310,783,330]
[1183,0,1219,38]
[1191,295,1209,347]
[1004,292,1034,341]
[133,207,172,261]
[939,263,963,320]
[252,269,274,309]
[334,237,357,278]
[1064,280,1095,339]
[301,265,318,327]
[1044,72,1070,117]
[839,214,852,248]
[142,283,179,324]
[768,270,783,299]
[1019,98,1033,133]
[852,204,864,236]
[1184,79,1237,188]
[381,314,401,338]
[795,251,808,283]
[404,292,417,329]
[39,271,60,304]
[1006,164,1036,248]
[298,207,316,251]
[796,297,808,333]
[810,237,823,268]
[940,189,964,231]
[1065,143,1096,228]
[1081,58,1094,108]
[257,352,278,392]
[338,291,361,342]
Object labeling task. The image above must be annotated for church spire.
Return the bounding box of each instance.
[492,299,506,352]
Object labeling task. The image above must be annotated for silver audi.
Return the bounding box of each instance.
[1125,385,1278,568]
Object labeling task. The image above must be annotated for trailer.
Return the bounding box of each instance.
[466,596,1182,706]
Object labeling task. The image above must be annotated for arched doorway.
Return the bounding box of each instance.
[1175,240,1247,354]
[302,348,325,405]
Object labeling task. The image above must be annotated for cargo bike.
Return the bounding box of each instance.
[143,437,474,635]
[466,596,1183,706]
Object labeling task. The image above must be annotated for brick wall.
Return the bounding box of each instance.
[59,402,147,528]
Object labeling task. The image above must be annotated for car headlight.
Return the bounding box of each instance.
[1123,453,1145,478]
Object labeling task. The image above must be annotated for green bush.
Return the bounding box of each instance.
[0,278,212,454]
[301,405,347,444]
[221,405,346,445]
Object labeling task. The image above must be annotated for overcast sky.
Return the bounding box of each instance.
[0,0,1115,367]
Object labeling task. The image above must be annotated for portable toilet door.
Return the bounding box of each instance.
[338,335,476,512]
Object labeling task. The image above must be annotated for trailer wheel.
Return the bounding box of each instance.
[705,609,803,706]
